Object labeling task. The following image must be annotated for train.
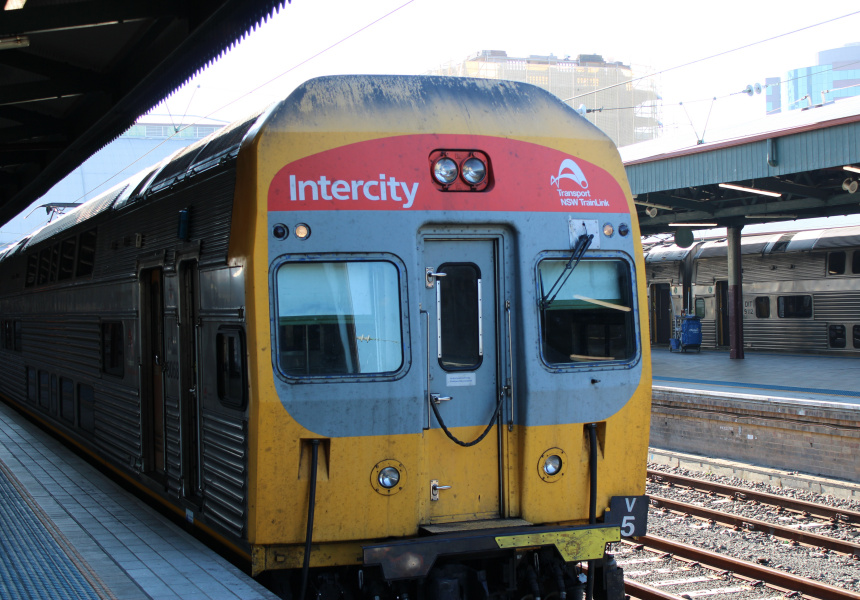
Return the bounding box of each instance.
[645,225,860,352]
[0,75,652,600]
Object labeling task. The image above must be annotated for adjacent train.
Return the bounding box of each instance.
[645,226,860,352]
[0,75,651,600]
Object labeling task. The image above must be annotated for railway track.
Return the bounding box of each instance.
[648,494,860,557]
[619,536,860,600]
[647,470,860,526]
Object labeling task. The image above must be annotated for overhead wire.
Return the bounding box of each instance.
[563,9,860,103]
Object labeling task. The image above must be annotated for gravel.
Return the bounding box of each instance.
[643,462,860,593]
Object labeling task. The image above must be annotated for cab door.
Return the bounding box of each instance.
[423,237,506,523]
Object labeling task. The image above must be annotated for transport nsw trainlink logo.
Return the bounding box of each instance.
[288,174,419,208]
[551,158,609,209]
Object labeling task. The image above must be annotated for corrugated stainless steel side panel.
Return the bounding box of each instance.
[0,353,26,404]
[743,321,827,351]
[695,258,727,285]
[24,316,101,379]
[94,168,237,278]
[94,380,142,468]
[813,291,860,321]
[201,411,247,538]
[740,253,825,283]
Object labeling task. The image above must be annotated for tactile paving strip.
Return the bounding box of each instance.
[0,459,112,600]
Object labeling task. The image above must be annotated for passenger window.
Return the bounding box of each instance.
[58,237,77,281]
[76,229,97,277]
[777,295,812,318]
[217,329,247,409]
[828,251,846,275]
[437,263,482,371]
[538,258,635,364]
[60,378,75,424]
[694,298,705,319]
[754,297,770,318]
[854,325,860,348]
[78,384,95,433]
[853,251,860,275]
[829,325,846,348]
[275,260,403,377]
[39,370,50,411]
[101,321,125,377]
[27,367,37,403]
[25,254,38,287]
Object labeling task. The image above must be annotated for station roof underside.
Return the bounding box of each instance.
[0,0,286,228]
[621,97,860,236]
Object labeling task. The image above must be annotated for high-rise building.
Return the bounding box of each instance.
[768,43,860,113]
[427,50,660,148]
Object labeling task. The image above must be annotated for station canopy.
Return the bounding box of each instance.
[621,97,860,237]
[0,0,287,228]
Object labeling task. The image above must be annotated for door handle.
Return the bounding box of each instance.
[430,479,451,501]
[431,393,452,404]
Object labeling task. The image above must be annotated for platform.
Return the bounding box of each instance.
[0,401,278,600]
[651,346,860,405]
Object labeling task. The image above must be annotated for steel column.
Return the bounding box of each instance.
[727,226,744,359]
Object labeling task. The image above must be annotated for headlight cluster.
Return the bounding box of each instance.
[429,150,490,191]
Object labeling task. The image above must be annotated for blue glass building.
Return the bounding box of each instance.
[771,44,860,113]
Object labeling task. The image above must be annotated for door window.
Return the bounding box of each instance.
[437,263,482,371]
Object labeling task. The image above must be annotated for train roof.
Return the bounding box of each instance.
[0,108,267,259]
[644,244,697,262]
[694,225,860,258]
[643,225,860,263]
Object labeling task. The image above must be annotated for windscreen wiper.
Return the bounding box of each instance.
[539,233,593,310]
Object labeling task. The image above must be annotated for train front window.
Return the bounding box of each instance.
[538,258,635,365]
[275,261,403,377]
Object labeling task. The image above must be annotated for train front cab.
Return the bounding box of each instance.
[232,76,652,599]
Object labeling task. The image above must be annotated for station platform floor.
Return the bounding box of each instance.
[651,346,860,406]
[0,401,278,600]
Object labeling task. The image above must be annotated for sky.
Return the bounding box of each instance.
[6,0,860,243]
[149,0,860,137]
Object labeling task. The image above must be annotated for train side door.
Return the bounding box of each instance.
[650,283,672,344]
[423,238,505,523]
[716,280,730,346]
[178,260,202,504]
[141,267,166,481]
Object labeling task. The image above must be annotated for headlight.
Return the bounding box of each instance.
[461,157,486,185]
[378,466,400,489]
[538,448,566,482]
[295,223,311,239]
[603,223,614,237]
[433,157,458,185]
[543,455,562,476]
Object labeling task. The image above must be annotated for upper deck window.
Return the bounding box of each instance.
[538,258,636,365]
[275,260,403,377]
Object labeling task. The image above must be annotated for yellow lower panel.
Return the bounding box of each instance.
[252,541,365,576]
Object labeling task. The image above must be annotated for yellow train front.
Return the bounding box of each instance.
[236,75,652,598]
